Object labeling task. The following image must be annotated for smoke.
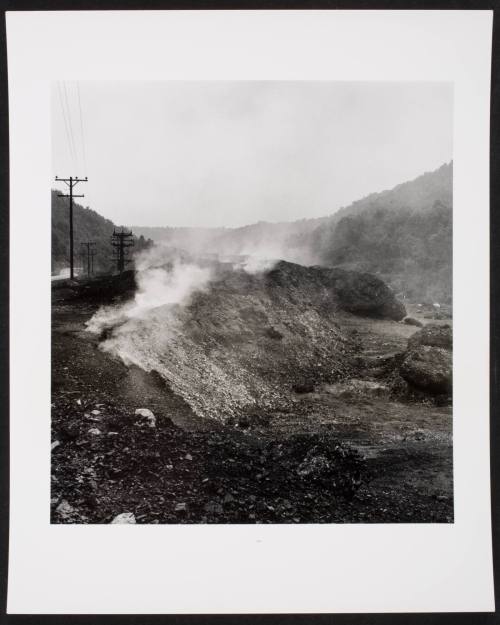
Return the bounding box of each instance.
[134,263,211,311]
[86,221,322,339]
[241,256,278,274]
[134,218,323,269]
[86,245,212,335]
[84,237,318,421]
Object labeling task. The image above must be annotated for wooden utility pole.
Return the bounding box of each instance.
[111,228,134,274]
[55,176,88,279]
[80,241,96,277]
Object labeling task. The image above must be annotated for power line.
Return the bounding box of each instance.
[62,82,79,171]
[76,82,88,175]
[57,82,76,169]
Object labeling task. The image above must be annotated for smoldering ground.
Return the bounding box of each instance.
[51,243,452,524]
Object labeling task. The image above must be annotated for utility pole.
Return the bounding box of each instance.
[111,228,134,274]
[80,241,96,277]
[55,176,88,280]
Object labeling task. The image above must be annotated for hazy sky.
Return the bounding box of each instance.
[52,81,453,228]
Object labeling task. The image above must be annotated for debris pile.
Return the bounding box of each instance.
[92,260,406,424]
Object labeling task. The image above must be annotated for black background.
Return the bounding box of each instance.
[0,3,498,623]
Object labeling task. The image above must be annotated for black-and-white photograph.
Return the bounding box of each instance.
[51,81,453,525]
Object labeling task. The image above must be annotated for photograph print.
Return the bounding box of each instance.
[51,81,453,524]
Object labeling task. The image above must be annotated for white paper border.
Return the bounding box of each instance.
[7,10,494,614]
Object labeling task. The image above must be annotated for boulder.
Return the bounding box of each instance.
[400,346,452,394]
[134,408,156,428]
[408,323,452,351]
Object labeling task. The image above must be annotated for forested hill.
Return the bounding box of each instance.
[305,162,453,302]
[51,190,152,275]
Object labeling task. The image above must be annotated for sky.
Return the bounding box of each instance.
[51,81,453,228]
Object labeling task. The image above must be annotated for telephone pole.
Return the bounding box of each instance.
[111,228,134,274]
[55,176,88,280]
[80,241,96,277]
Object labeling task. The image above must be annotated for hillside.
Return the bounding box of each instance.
[133,163,452,301]
[52,190,152,275]
[307,163,453,302]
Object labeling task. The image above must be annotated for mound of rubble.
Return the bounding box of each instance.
[94,260,405,423]
[264,262,405,321]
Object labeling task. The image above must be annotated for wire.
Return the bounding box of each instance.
[76,82,88,175]
[57,81,76,171]
[63,81,79,171]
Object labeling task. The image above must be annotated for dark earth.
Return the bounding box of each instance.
[51,273,453,524]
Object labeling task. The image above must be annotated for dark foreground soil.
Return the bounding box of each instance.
[51,281,453,524]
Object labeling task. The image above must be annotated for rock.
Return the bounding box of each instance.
[265,326,283,340]
[204,501,223,514]
[88,427,101,436]
[403,317,423,328]
[91,410,101,416]
[400,346,452,394]
[55,500,79,522]
[111,512,136,524]
[185,453,193,461]
[293,382,315,394]
[237,416,250,429]
[59,423,79,441]
[85,414,101,422]
[51,440,61,451]
[134,408,156,428]
[408,323,452,351]
[297,454,331,478]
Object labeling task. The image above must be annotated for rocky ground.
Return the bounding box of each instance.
[51,272,453,524]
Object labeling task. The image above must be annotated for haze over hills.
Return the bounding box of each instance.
[133,162,452,302]
[52,163,452,300]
